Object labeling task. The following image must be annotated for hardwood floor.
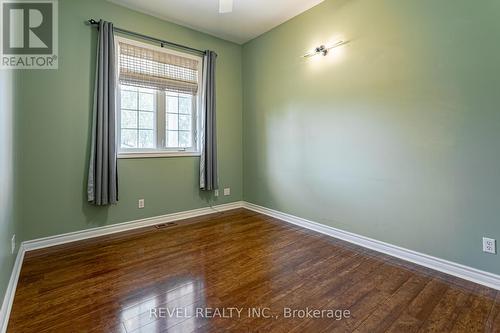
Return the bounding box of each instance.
[7,208,500,332]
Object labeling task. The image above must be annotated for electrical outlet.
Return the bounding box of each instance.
[223,188,231,196]
[11,234,16,254]
[214,189,219,197]
[138,199,145,209]
[483,237,496,254]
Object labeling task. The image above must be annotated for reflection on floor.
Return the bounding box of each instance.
[7,208,500,332]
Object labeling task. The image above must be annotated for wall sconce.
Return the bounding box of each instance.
[303,41,345,58]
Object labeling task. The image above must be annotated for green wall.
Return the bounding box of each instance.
[11,0,500,278]
[243,0,500,274]
[17,0,243,241]
[0,69,18,305]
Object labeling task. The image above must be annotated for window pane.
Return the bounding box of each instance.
[121,90,137,109]
[178,131,191,148]
[139,93,154,111]
[121,110,137,129]
[179,97,191,114]
[167,131,178,147]
[138,130,155,148]
[167,113,178,130]
[118,45,202,155]
[121,129,137,148]
[167,95,178,113]
[139,111,154,129]
[178,114,191,131]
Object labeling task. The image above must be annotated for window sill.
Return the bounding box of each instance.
[118,152,201,159]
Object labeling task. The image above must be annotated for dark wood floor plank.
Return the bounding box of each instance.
[417,286,474,333]
[450,286,497,333]
[384,279,449,333]
[7,208,499,333]
[353,274,432,333]
[485,292,500,333]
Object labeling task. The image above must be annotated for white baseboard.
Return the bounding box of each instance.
[2,199,499,332]
[0,247,25,333]
[243,202,500,291]
[23,201,245,251]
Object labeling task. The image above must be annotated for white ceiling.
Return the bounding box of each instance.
[108,0,325,44]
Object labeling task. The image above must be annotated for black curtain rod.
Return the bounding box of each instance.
[87,19,206,56]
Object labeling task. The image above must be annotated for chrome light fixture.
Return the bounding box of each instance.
[303,41,345,58]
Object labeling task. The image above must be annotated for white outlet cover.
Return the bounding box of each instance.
[483,237,496,254]
[138,199,145,209]
[214,189,219,197]
[224,188,231,196]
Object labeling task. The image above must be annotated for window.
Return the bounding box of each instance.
[120,86,156,149]
[165,91,195,148]
[116,37,202,157]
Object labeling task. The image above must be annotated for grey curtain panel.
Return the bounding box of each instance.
[200,51,218,191]
[87,20,118,205]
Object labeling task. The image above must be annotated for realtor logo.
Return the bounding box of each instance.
[1,0,58,69]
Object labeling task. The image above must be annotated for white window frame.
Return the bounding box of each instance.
[115,36,203,159]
